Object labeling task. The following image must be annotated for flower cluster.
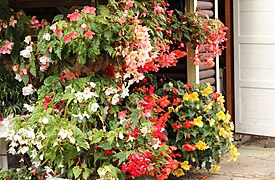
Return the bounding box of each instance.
[181,12,228,66]
[1,0,234,179]
[155,81,238,176]
[7,75,180,179]
[0,40,14,55]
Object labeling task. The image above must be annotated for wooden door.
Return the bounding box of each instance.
[234,0,275,136]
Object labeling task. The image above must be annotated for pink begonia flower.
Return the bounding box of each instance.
[55,29,63,37]
[83,6,96,15]
[9,16,17,27]
[84,30,95,39]
[81,23,88,31]
[69,31,78,38]
[40,64,48,72]
[167,10,174,17]
[24,35,32,44]
[12,65,19,72]
[3,23,7,28]
[153,6,164,16]
[22,67,28,75]
[125,1,134,10]
[30,16,41,30]
[67,11,82,22]
[64,36,71,44]
[0,41,14,54]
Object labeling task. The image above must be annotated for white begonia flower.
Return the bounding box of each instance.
[37,133,46,139]
[127,135,135,142]
[19,146,29,154]
[75,91,84,102]
[9,141,18,147]
[32,161,41,168]
[26,45,32,52]
[23,104,34,112]
[69,137,76,144]
[140,126,151,136]
[22,84,34,96]
[24,35,31,44]
[111,94,120,105]
[13,134,22,142]
[72,113,90,120]
[121,84,129,98]
[42,117,49,124]
[50,23,57,31]
[58,129,69,139]
[90,82,96,88]
[36,141,43,150]
[20,49,31,58]
[27,129,35,140]
[40,153,44,160]
[30,149,37,159]
[118,132,124,139]
[151,139,161,149]
[43,33,51,41]
[8,147,16,155]
[15,73,22,82]
[39,56,49,65]
[91,102,100,112]
[83,87,93,100]
[105,87,119,96]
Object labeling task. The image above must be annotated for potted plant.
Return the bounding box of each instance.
[0,0,235,179]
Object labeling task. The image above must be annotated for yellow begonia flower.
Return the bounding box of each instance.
[189,92,199,101]
[204,102,212,112]
[196,140,209,150]
[226,145,240,162]
[216,111,225,120]
[172,168,185,177]
[180,161,190,171]
[183,93,190,101]
[201,85,213,96]
[218,95,225,104]
[230,122,234,131]
[168,106,174,113]
[225,112,231,121]
[194,116,203,128]
[208,118,215,127]
[230,145,238,154]
[219,128,227,138]
[211,164,220,172]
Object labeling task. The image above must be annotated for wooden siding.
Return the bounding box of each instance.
[197,0,216,89]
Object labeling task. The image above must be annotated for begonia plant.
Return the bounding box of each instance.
[0,0,235,179]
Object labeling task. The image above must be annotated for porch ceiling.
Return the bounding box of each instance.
[8,0,92,8]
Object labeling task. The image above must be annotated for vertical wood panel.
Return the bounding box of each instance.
[225,0,234,121]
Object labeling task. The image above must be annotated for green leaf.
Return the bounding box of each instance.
[97,5,111,17]
[78,54,87,66]
[98,142,112,150]
[82,168,93,180]
[21,75,29,85]
[72,166,82,178]
[91,130,104,144]
[104,45,113,56]
[52,14,64,23]
[106,131,116,145]
[176,130,184,143]
[112,151,134,165]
